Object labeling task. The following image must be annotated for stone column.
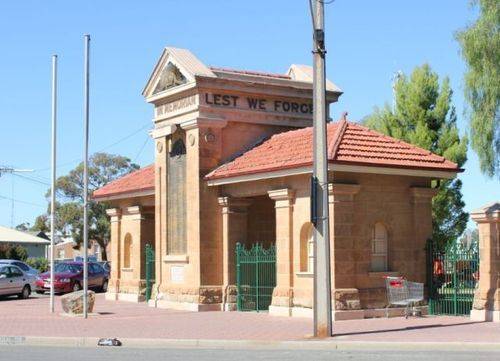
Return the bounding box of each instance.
[471,202,500,322]
[268,188,295,316]
[410,187,438,284]
[105,208,121,301]
[218,197,251,311]
[329,184,363,320]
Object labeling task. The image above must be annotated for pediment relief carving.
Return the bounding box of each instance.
[153,62,187,94]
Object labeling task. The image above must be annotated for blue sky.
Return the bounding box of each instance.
[0,0,498,229]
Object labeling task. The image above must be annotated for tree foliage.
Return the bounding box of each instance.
[35,153,139,261]
[457,0,500,178]
[365,64,469,248]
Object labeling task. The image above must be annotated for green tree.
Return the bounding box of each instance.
[457,0,499,178]
[365,64,469,249]
[35,153,139,261]
[15,223,30,232]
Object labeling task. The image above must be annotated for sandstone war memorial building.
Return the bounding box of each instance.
[93,47,461,319]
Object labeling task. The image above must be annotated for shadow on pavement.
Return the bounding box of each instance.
[332,321,486,337]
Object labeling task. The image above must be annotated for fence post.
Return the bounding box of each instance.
[145,244,151,302]
[236,243,241,311]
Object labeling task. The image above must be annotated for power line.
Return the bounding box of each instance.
[0,194,46,208]
[32,122,152,172]
[133,135,151,163]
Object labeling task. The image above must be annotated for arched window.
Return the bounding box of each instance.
[300,223,314,273]
[371,223,388,272]
[124,233,132,268]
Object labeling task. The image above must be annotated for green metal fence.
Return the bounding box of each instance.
[427,239,479,316]
[145,243,155,302]
[236,243,276,312]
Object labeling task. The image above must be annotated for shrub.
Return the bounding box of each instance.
[26,257,49,273]
[0,244,28,261]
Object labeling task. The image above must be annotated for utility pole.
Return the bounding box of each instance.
[49,54,58,314]
[311,0,332,338]
[82,34,90,319]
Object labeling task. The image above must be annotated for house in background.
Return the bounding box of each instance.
[50,235,110,262]
[0,225,50,258]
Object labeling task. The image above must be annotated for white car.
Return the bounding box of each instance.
[0,264,34,299]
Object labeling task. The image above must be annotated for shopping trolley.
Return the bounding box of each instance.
[385,276,424,318]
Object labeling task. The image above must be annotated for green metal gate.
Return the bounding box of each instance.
[427,239,479,316]
[145,243,155,302]
[236,243,276,312]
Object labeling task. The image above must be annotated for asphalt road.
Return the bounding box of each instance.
[0,346,498,361]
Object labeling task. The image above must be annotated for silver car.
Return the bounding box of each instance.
[0,259,39,277]
[0,264,33,299]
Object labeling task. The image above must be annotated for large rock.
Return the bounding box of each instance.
[61,290,95,315]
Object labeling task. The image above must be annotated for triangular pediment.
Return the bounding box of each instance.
[153,62,187,94]
[143,47,216,99]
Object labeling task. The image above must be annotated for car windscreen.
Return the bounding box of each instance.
[54,263,82,274]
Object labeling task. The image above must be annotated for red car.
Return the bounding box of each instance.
[35,261,109,294]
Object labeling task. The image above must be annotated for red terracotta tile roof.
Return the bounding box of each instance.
[93,165,155,199]
[205,120,460,180]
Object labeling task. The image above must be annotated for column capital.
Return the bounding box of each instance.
[149,124,177,139]
[218,196,252,214]
[410,187,438,204]
[180,118,228,131]
[106,208,121,222]
[328,183,360,203]
[268,188,295,201]
[471,202,500,224]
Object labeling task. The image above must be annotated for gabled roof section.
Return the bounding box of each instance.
[0,226,50,245]
[287,64,342,93]
[142,47,216,98]
[93,165,155,200]
[205,119,461,181]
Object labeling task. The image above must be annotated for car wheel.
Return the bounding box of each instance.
[101,279,108,293]
[19,285,31,299]
[72,282,82,292]
[35,290,45,295]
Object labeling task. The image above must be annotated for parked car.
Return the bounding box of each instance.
[35,261,109,294]
[0,259,39,277]
[98,261,110,273]
[0,264,34,299]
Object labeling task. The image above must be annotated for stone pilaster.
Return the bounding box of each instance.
[471,202,500,322]
[410,187,437,283]
[218,196,252,311]
[329,184,362,318]
[268,188,295,316]
[105,208,121,300]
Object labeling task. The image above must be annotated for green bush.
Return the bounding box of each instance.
[26,257,49,273]
[0,244,28,261]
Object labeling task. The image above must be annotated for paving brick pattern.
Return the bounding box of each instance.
[0,294,499,343]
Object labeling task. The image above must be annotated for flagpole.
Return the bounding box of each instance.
[83,34,90,319]
[49,54,57,314]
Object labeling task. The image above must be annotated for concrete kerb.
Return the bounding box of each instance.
[1,336,499,351]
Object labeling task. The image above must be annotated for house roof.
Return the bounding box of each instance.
[92,165,155,200]
[205,119,460,181]
[0,226,50,245]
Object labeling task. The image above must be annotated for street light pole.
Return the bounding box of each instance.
[82,34,90,319]
[311,0,333,338]
[50,54,58,314]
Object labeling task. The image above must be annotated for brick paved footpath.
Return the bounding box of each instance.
[0,294,498,343]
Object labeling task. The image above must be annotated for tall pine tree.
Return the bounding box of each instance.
[365,64,468,249]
